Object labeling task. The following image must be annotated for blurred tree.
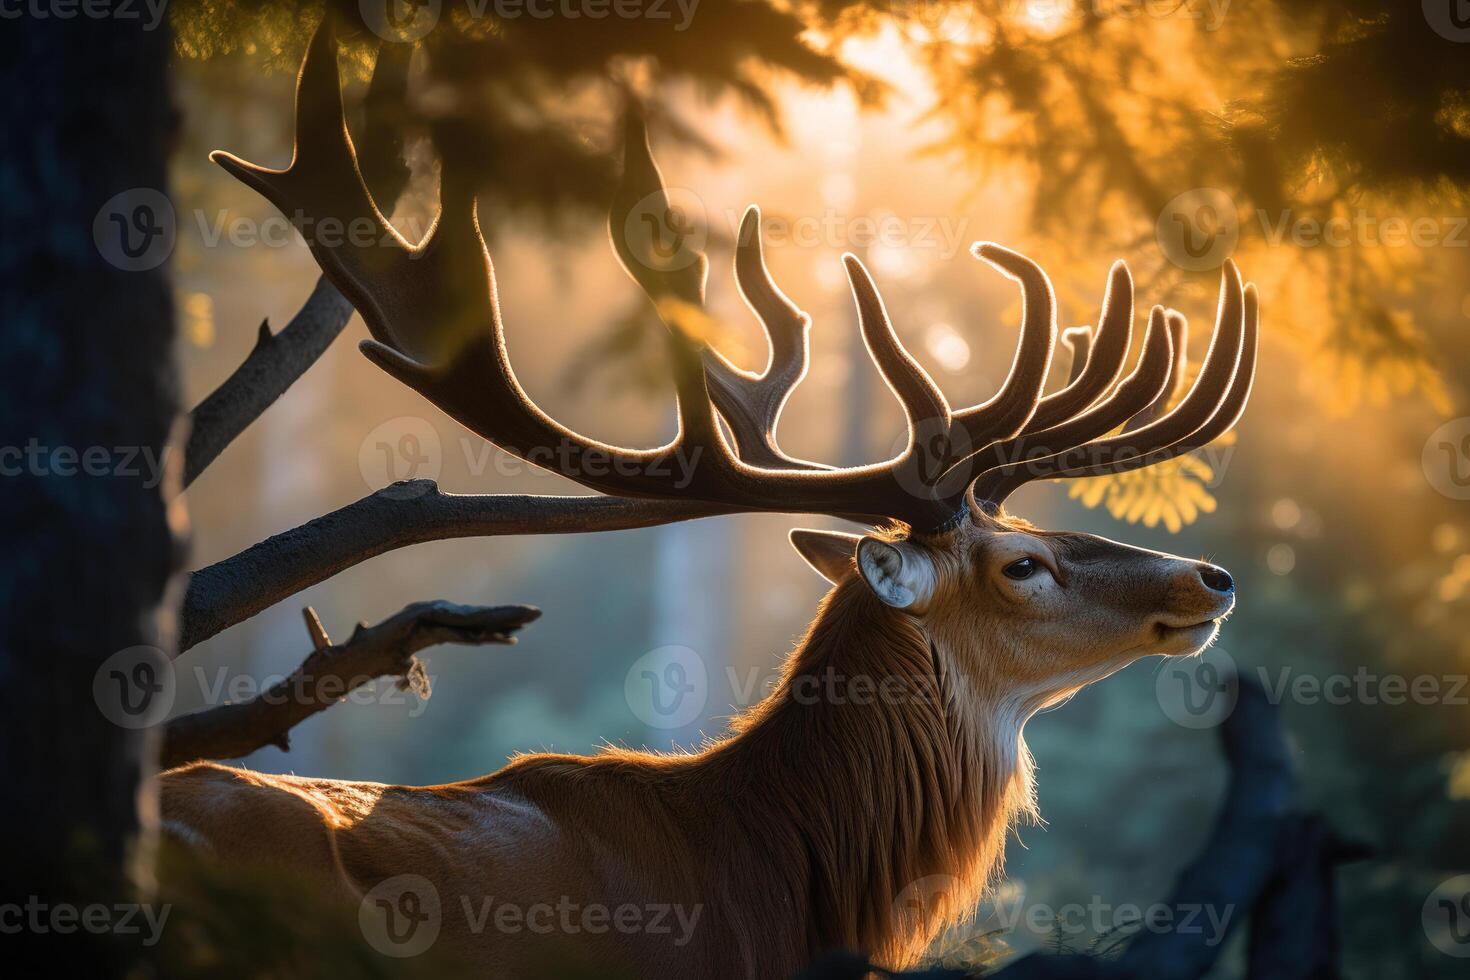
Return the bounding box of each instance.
[0,14,178,977]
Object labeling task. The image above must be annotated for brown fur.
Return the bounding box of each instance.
[160,514,1234,977]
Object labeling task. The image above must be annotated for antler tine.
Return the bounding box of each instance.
[612,118,824,472]
[208,20,349,214]
[955,260,1134,484]
[1052,283,1258,480]
[843,255,951,437]
[1123,309,1188,432]
[976,262,1252,503]
[966,304,1175,502]
[952,244,1059,451]
[1112,261,1246,449]
[210,21,436,360]
[732,206,808,389]
[609,111,708,307]
[702,206,824,471]
[1029,261,1134,430]
[1061,326,1093,386]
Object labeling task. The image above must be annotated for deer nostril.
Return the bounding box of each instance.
[1198,564,1234,593]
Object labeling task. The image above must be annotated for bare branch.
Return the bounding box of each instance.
[179,481,730,653]
[161,600,540,770]
[182,279,354,487]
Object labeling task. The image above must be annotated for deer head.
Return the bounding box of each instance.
[211,20,1255,708]
[792,512,1237,725]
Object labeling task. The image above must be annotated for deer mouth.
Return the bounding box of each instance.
[1155,618,1222,636]
[1154,589,1235,636]
[1151,616,1226,655]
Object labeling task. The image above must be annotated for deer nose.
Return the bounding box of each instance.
[1197,564,1234,593]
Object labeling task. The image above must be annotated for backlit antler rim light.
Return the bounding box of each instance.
[212,19,1259,533]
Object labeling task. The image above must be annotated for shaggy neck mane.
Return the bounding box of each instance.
[495,576,1037,972]
[694,576,1037,969]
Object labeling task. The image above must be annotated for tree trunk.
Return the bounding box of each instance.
[0,15,176,973]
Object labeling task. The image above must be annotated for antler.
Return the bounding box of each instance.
[703,207,823,470]
[969,265,1257,506]
[214,20,1258,533]
[610,114,819,471]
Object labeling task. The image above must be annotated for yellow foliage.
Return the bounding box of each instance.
[1065,449,1221,534]
[1061,356,1238,532]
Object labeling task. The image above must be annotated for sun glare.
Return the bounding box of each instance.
[1015,0,1072,36]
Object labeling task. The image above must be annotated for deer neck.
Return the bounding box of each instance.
[701,577,1037,967]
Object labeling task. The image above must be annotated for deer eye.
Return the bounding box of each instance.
[1002,558,1037,580]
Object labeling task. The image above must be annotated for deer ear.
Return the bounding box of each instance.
[856,538,937,611]
[789,529,862,584]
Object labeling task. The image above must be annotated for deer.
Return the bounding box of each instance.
[160,23,1258,979]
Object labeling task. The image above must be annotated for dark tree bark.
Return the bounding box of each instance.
[0,15,176,974]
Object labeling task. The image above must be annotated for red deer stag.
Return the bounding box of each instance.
[162,24,1258,979]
